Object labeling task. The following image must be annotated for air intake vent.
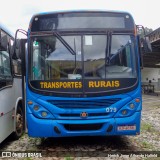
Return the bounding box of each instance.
[64,124,103,131]
[48,98,120,109]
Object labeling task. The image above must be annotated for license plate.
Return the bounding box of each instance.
[117,125,136,131]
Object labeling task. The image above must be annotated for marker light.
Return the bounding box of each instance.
[135,98,140,103]
[28,101,33,105]
[33,105,39,111]
[41,111,47,117]
[129,103,135,109]
[122,110,127,115]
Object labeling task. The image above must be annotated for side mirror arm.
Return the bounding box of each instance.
[12,29,28,59]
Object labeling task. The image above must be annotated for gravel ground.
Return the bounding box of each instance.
[129,95,160,151]
[0,94,159,160]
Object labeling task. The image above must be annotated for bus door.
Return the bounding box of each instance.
[13,38,27,130]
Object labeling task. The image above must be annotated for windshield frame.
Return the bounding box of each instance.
[28,31,139,97]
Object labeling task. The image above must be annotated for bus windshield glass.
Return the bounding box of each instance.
[39,17,125,30]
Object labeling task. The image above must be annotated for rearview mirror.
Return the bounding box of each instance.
[12,29,27,59]
[136,25,152,53]
[12,39,22,59]
[137,35,143,68]
[141,37,152,53]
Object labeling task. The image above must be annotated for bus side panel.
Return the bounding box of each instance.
[13,78,23,131]
[0,78,22,143]
[0,86,15,143]
[0,111,13,143]
[13,78,22,101]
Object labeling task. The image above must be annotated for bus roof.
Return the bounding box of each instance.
[0,22,14,38]
[30,9,133,18]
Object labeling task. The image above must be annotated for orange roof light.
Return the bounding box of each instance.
[28,101,33,105]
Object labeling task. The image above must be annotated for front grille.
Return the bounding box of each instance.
[60,113,109,117]
[64,124,103,131]
[48,98,121,109]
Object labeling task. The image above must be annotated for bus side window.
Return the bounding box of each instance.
[0,31,12,88]
[0,51,12,78]
[0,50,13,89]
[13,59,21,75]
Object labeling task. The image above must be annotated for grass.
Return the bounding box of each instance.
[23,158,33,160]
[19,132,26,140]
[141,122,159,135]
[140,140,156,150]
[141,141,151,148]
[141,122,153,132]
[65,156,73,160]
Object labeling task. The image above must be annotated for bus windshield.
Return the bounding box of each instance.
[30,33,137,93]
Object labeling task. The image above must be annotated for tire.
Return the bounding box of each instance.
[12,107,24,140]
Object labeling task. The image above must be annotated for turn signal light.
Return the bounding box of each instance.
[129,103,135,109]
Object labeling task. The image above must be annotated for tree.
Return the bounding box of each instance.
[137,27,153,38]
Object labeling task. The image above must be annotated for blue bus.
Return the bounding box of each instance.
[19,10,150,137]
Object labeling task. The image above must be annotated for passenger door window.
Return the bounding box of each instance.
[0,51,12,77]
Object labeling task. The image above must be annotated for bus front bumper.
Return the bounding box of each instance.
[27,112,141,137]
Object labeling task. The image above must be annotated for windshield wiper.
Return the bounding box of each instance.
[105,32,112,78]
[53,31,76,55]
[105,31,112,65]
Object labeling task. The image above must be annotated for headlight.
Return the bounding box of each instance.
[27,100,54,119]
[129,103,135,109]
[114,98,141,118]
[41,111,48,117]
